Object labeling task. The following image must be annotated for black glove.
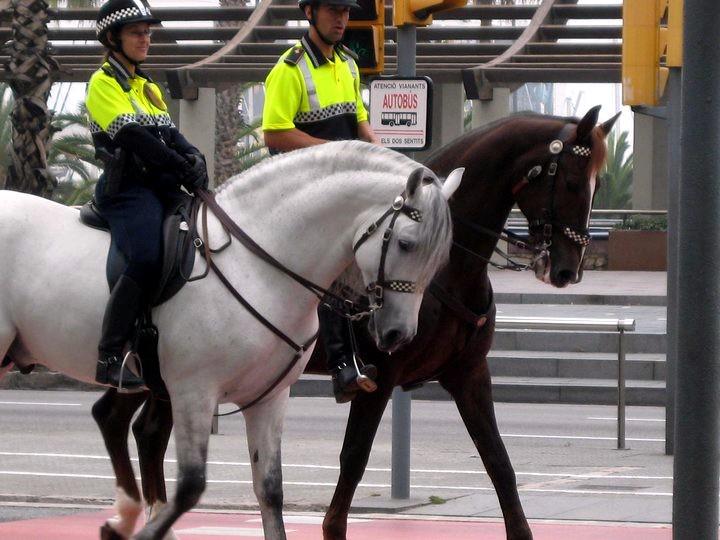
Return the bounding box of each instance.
[178,153,209,191]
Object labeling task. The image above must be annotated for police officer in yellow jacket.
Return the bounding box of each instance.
[87,0,208,389]
[263,0,379,152]
[262,0,379,402]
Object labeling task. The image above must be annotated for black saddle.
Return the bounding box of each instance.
[79,191,201,306]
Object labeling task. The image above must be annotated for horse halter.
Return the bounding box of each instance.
[512,123,593,255]
[353,193,424,310]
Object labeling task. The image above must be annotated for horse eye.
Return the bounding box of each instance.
[398,239,416,252]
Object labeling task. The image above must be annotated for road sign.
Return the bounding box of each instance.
[369,76,433,151]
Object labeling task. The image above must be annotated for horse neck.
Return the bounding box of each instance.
[215,155,408,288]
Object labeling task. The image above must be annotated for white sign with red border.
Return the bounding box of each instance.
[369,77,432,151]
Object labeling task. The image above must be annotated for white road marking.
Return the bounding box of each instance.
[0,401,81,407]
[0,471,672,497]
[500,433,665,442]
[0,452,672,480]
[587,417,665,422]
[176,527,273,536]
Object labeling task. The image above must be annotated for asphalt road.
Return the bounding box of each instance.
[0,389,672,525]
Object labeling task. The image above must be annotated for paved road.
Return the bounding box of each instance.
[0,389,672,528]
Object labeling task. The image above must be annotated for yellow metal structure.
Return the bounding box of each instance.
[622,0,683,106]
[345,0,385,74]
[666,0,683,67]
[393,0,466,27]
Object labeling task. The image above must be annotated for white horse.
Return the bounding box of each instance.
[0,140,461,539]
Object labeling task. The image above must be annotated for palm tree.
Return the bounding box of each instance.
[49,105,102,205]
[1,0,58,197]
[595,130,633,210]
[0,82,14,188]
[1,82,100,203]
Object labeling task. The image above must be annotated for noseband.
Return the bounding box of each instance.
[353,194,424,310]
[512,123,593,252]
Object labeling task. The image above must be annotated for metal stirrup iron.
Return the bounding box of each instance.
[347,318,377,393]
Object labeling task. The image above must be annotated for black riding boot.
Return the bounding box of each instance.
[318,304,377,404]
[96,275,145,389]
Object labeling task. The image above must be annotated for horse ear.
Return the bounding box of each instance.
[406,166,436,197]
[441,168,464,200]
[599,111,621,138]
[576,105,602,141]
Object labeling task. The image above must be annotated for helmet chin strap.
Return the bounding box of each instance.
[111,48,143,69]
[309,7,340,46]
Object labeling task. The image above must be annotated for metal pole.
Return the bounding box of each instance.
[665,66,681,456]
[673,0,720,537]
[211,404,219,435]
[617,329,626,450]
[391,387,412,499]
[389,23,416,500]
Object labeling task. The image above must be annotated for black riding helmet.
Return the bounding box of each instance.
[298,0,361,10]
[96,0,161,49]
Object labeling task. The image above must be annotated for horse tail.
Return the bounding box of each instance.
[0,356,13,382]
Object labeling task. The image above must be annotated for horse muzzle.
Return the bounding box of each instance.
[368,315,416,353]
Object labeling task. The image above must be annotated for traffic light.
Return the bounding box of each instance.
[393,0,466,27]
[343,0,384,75]
[622,0,682,106]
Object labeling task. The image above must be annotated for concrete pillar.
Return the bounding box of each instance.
[632,113,668,209]
[471,87,510,129]
[471,88,511,265]
[176,87,217,185]
[415,82,465,162]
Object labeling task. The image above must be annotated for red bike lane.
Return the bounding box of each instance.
[0,509,673,539]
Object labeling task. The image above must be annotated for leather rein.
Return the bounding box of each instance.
[430,123,595,329]
[193,188,422,414]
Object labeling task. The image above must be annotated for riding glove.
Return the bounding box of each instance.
[178,154,209,191]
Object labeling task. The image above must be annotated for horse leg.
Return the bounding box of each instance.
[131,396,176,540]
[323,382,394,540]
[0,315,16,381]
[439,358,533,540]
[242,388,290,540]
[132,390,215,540]
[91,389,148,539]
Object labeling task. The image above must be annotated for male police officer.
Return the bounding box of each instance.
[262,0,379,402]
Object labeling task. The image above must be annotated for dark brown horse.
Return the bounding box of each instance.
[91,107,618,540]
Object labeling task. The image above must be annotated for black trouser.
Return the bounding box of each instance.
[95,175,163,296]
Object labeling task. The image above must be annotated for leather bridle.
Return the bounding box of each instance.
[352,193,424,310]
[512,123,594,255]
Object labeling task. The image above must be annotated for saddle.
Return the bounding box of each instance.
[78,192,202,399]
[79,191,201,306]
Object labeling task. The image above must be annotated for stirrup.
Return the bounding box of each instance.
[117,351,144,393]
[351,354,377,393]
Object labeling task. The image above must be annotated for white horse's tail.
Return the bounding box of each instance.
[0,357,13,382]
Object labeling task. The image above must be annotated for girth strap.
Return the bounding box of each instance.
[428,281,492,329]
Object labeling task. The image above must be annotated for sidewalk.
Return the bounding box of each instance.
[490,269,667,305]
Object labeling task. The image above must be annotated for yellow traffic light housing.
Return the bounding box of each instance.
[393,0,466,28]
[622,0,682,106]
[343,0,385,75]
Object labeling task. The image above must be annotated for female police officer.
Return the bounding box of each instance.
[87,0,207,389]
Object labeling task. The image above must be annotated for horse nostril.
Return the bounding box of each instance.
[382,329,402,349]
[555,269,576,287]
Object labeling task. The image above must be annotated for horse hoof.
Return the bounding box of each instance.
[100,523,126,540]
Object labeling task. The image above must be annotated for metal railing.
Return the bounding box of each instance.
[390,315,636,499]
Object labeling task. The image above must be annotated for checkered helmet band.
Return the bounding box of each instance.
[96,0,161,39]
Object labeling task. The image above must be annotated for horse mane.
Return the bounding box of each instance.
[424,111,608,179]
[216,141,419,198]
[216,140,453,294]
